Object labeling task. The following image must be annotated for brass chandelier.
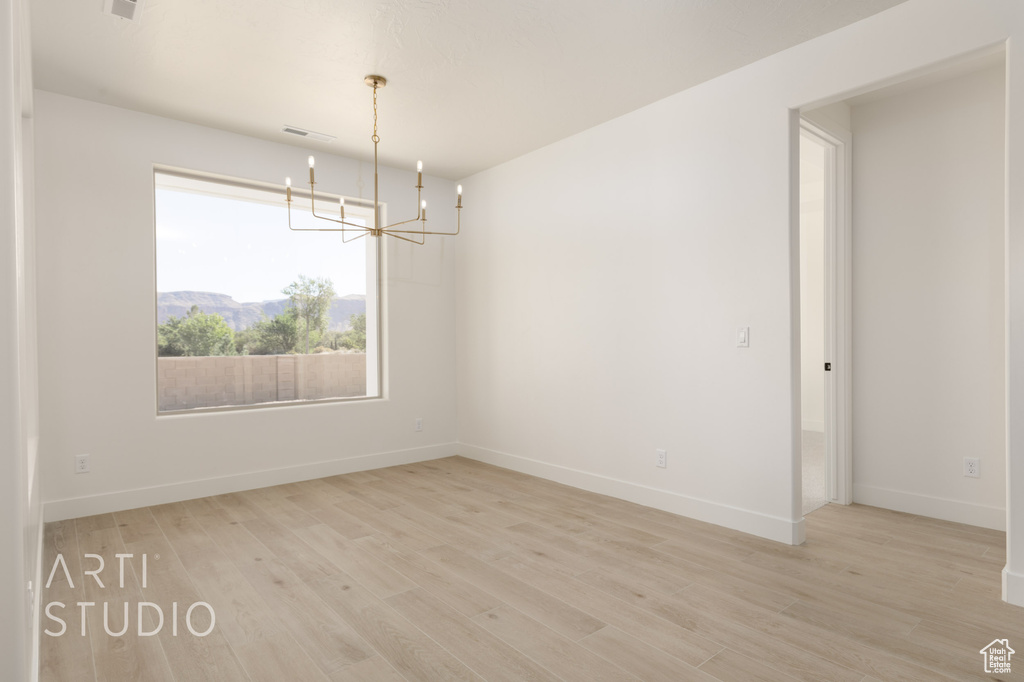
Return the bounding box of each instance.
[285,75,462,244]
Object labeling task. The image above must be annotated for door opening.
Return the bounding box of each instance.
[799,117,852,515]
[800,130,829,514]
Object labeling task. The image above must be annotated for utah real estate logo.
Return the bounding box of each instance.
[980,639,1014,675]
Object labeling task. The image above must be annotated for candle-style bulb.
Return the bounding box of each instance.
[421,200,426,209]
[339,197,345,207]
[417,160,423,172]
[457,185,462,195]
[285,177,291,187]
[308,155,315,168]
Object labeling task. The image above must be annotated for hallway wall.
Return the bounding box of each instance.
[850,63,1006,529]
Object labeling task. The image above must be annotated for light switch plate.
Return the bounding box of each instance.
[737,326,750,348]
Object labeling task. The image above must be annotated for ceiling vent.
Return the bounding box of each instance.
[282,126,336,143]
[103,0,144,22]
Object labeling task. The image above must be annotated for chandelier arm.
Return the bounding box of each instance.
[381,215,426,230]
[308,181,367,232]
[289,190,366,233]
[374,202,423,232]
[385,228,458,236]
[390,212,423,229]
[289,217,372,231]
[303,201,374,233]
[391,183,423,231]
[385,230,426,245]
[296,219,372,230]
[377,175,432,231]
[289,225,371,233]
[385,208,460,237]
[341,230,369,244]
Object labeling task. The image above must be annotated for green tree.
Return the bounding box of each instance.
[338,313,366,352]
[322,330,344,351]
[157,315,186,356]
[233,327,254,356]
[246,308,300,355]
[158,305,235,357]
[282,275,336,354]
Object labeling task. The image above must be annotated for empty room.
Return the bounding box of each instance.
[4,0,1024,680]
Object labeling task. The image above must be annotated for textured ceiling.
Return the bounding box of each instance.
[31,0,908,179]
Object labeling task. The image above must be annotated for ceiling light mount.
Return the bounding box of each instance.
[284,74,461,245]
[103,0,144,23]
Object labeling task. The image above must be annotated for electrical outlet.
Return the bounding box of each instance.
[415,418,423,432]
[75,454,90,474]
[655,449,667,468]
[964,457,980,478]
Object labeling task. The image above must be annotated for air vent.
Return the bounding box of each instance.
[103,0,143,22]
[282,125,336,143]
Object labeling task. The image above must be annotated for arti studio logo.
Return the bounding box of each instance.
[980,639,1014,675]
[43,554,216,638]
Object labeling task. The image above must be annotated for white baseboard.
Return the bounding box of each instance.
[853,483,1005,531]
[801,420,825,432]
[457,443,805,545]
[43,443,457,522]
[1003,567,1024,607]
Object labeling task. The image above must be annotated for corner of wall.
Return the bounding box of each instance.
[457,444,805,545]
[1003,566,1024,607]
[802,101,852,134]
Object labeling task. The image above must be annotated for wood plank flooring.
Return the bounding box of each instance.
[39,456,1024,681]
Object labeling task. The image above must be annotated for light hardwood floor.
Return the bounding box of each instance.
[39,456,1023,681]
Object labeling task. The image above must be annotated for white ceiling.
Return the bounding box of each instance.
[31,0,908,179]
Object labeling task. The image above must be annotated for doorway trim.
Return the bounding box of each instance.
[799,117,852,507]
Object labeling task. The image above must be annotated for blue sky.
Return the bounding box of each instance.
[155,188,369,302]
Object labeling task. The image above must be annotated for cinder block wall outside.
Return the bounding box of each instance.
[157,353,367,411]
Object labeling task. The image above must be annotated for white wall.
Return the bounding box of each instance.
[850,64,1006,530]
[457,91,804,542]
[800,136,826,433]
[1,0,41,678]
[34,91,459,519]
[456,0,1024,607]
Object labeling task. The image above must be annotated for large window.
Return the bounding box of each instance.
[154,169,380,413]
